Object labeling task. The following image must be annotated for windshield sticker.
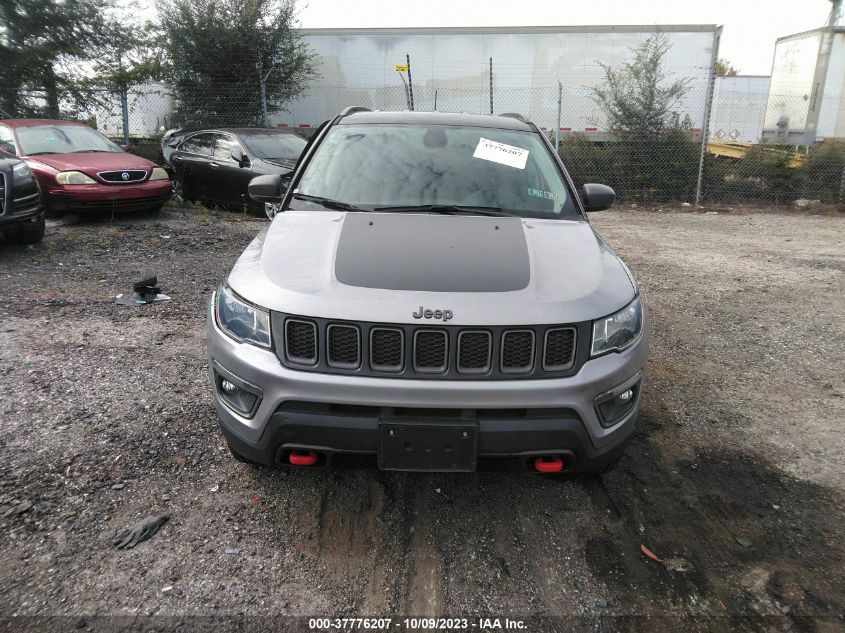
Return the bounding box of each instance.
[528,188,560,200]
[473,138,529,169]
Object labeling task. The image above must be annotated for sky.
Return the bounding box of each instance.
[293,0,834,75]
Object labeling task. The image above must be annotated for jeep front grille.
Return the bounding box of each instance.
[501,330,535,373]
[370,328,403,371]
[271,314,583,380]
[327,324,360,368]
[457,331,492,373]
[413,330,448,373]
[543,327,576,370]
[285,319,317,365]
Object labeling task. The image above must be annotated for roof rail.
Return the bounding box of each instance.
[498,112,527,123]
[339,106,372,117]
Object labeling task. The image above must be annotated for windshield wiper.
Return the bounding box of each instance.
[26,151,59,156]
[291,193,366,213]
[373,204,510,217]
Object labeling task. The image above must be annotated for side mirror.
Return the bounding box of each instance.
[167,138,180,148]
[249,174,283,203]
[582,183,615,212]
[231,148,247,166]
[280,172,292,191]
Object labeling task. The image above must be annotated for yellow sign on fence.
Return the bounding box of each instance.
[394,64,409,72]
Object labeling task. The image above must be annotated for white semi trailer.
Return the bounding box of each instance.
[762,27,845,143]
[710,75,771,143]
[277,25,721,132]
[95,81,174,139]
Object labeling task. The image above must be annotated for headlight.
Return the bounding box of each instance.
[591,296,642,357]
[11,162,32,181]
[149,167,170,180]
[215,284,271,348]
[56,171,96,185]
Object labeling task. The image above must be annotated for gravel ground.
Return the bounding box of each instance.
[0,206,843,632]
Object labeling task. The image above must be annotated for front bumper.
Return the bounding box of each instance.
[0,191,42,226]
[45,180,171,212]
[207,304,648,472]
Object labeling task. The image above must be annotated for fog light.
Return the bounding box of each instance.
[594,373,642,428]
[213,362,262,418]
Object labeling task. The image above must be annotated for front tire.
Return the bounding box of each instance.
[264,202,282,220]
[171,178,191,204]
[3,214,45,244]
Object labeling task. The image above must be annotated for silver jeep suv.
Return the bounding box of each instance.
[207,109,647,474]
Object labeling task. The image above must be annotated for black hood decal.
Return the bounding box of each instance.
[335,213,530,292]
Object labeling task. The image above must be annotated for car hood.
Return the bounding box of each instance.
[227,211,636,326]
[25,152,154,174]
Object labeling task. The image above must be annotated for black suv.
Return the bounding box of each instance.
[0,152,44,244]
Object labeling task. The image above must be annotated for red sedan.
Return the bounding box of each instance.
[0,119,171,214]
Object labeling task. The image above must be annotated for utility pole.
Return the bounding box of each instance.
[489,57,493,114]
[396,67,411,109]
[406,53,414,111]
[695,27,722,205]
[555,81,562,153]
[120,88,129,146]
[257,50,269,127]
[117,52,129,146]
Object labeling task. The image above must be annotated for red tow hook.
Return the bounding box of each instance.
[534,455,565,473]
[289,450,319,466]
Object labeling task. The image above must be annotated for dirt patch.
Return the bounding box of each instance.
[586,403,845,622]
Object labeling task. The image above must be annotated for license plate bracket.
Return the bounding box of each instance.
[378,420,478,472]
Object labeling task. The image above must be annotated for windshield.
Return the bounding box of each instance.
[242,133,307,160]
[293,123,577,219]
[16,125,121,156]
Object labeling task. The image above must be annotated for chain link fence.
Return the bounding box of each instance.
[7,82,845,207]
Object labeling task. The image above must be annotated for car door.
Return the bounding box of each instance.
[210,134,252,208]
[173,132,215,200]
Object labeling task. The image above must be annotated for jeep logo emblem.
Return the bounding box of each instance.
[121,172,130,181]
[412,306,453,322]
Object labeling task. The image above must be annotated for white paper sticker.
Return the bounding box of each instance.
[472,137,529,169]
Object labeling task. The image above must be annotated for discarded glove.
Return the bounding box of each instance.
[133,275,161,301]
[113,514,170,549]
[115,274,171,306]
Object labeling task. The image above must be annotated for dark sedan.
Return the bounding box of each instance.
[165,128,307,218]
[1,151,45,244]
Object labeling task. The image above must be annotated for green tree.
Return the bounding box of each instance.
[155,0,318,127]
[89,21,170,94]
[0,0,115,117]
[591,34,693,137]
[715,58,740,77]
[801,140,845,204]
[588,34,698,201]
